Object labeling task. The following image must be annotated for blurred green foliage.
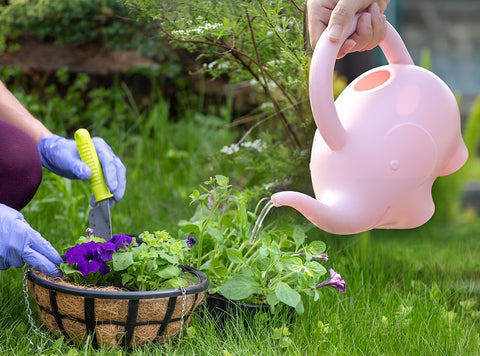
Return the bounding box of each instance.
[0,0,158,56]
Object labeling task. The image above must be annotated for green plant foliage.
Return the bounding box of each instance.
[179,175,343,313]
[0,0,158,54]
[60,231,191,291]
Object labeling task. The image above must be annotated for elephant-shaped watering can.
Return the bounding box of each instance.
[271,17,468,235]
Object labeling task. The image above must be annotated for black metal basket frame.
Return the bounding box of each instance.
[26,265,208,348]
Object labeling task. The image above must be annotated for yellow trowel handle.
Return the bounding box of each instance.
[74,128,113,202]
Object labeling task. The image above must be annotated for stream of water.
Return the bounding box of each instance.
[250,199,275,242]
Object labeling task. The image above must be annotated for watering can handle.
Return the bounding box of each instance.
[309,14,414,151]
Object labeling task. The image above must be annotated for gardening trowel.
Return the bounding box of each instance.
[74,128,113,240]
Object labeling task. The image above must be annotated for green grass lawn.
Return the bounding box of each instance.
[1,85,479,355]
[2,202,480,355]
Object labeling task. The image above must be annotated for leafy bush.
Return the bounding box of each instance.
[125,0,317,150]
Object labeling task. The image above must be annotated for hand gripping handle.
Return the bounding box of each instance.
[309,14,414,151]
[74,128,113,202]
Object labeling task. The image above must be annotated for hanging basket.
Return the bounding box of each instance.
[26,265,208,348]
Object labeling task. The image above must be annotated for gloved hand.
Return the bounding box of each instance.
[38,134,126,204]
[0,203,63,277]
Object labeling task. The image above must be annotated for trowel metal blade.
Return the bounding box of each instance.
[88,200,112,240]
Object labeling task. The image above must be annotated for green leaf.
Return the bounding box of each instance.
[280,256,303,273]
[156,265,182,279]
[217,275,262,300]
[226,248,245,264]
[292,225,306,246]
[121,273,134,286]
[215,175,229,186]
[158,251,179,264]
[189,189,200,200]
[206,226,224,243]
[279,239,295,249]
[162,277,189,289]
[213,265,229,278]
[305,261,327,278]
[254,256,271,271]
[307,240,326,255]
[112,251,134,271]
[266,291,279,306]
[258,245,270,258]
[60,262,81,275]
[274,282,301,308]
[295,299,305,314]
[178,221,201,234]
[75,236,106,244]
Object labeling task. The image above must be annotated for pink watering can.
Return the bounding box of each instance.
[271,16,468,235]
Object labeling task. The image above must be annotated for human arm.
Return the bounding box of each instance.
[0,80,126,203]
[0,80,51,143]
[307,0,390,58]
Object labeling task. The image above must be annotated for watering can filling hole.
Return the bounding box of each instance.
[354,70,391,92]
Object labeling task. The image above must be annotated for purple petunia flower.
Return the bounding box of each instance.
[108,234,133,250]
[315,268,346,293]
[65,241,110,276]
[97,242,116,262]
[293,252,329,261]
[185,235,196,249]
[313,253,329,261]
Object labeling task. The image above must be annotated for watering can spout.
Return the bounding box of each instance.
[271,191,326,227]
[271,191,352,235]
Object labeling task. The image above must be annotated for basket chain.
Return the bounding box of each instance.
[22,268,56,347]
[178,286,187,340]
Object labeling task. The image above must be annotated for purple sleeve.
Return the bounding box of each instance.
[0,119,42,210]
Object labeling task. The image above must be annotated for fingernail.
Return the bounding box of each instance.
[338,40,356,58]
[343,40,356,53]
[328,24,344,41]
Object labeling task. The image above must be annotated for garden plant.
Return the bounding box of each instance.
[179,175,345,314]
[60,230,194,291]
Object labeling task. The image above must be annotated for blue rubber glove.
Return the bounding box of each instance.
[38,134,126,205]
[0,203,63,277]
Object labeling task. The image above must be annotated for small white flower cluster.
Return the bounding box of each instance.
[241,139,267,151]
[220,139,267,155]
[172,22,222,37]
[220,143,240,155]
[203,60,230,70]
[264,178,292,191]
